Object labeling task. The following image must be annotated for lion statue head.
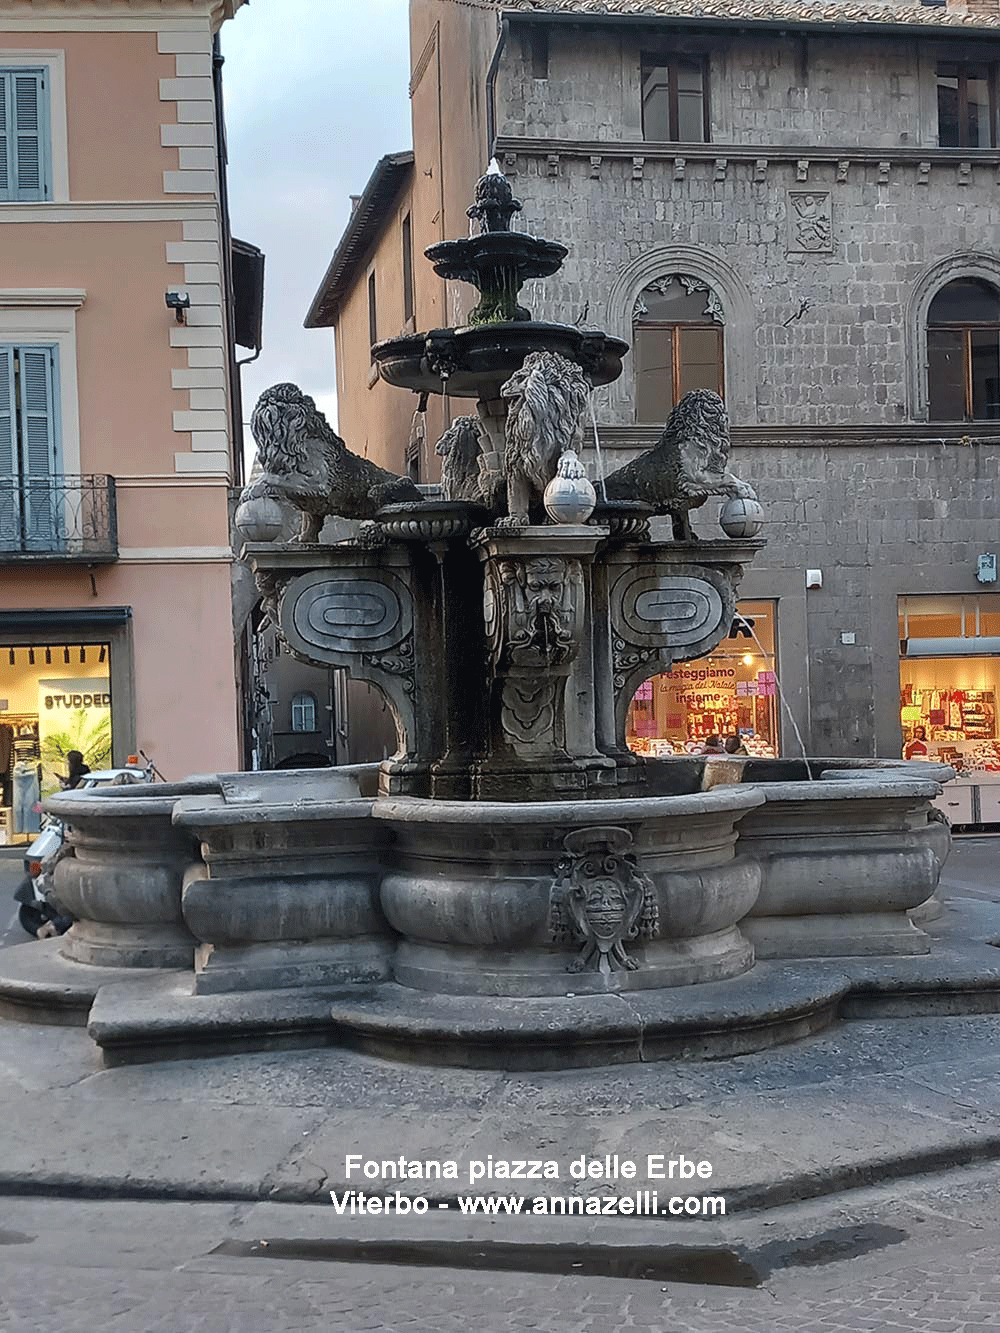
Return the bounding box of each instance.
[663,388,730,477]
[501,351,592,495]
[435,415,485,502]
[250,382,342,479]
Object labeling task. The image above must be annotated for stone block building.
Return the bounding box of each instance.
[312,0,1000,796]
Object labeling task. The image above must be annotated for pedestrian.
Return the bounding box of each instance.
[58,750,91,791]
[903,726,929,760]
[724,733,748,755]
[698,734,725,755]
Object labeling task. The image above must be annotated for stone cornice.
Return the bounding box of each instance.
[597,424,1000,448]
[0,0,246,31]
[496,136,1000,168]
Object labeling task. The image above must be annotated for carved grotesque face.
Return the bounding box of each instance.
[523,559,565,612]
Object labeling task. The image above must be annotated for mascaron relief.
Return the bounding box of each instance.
[484,555,585,673]
[549,827,660,973]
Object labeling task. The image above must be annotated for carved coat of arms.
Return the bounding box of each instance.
[549,827,659,974]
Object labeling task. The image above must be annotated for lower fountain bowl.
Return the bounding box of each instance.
[374,789,763,996]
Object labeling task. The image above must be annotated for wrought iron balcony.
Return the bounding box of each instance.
[0,475,118,562]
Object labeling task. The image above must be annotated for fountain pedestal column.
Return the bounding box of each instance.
[471,526,617,799]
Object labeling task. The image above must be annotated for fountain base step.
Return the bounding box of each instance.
[391,928,754,996]
[79,919,1000,1066]
[193,937,394,995]
[742,912,931,960]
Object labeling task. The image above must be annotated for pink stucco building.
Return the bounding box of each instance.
[0,0,253,825]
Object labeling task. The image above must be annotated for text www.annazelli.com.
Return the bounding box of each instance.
[328,1190,725,1217]
[456,1193,726,1217]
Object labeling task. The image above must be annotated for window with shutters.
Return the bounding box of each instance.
[290,691,318,733]
[632,275,725,421]
[927,278,1000,420]
[0,69,50,202]
[0,344,61,551]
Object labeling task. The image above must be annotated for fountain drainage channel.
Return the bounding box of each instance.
[4,164,1000,1067]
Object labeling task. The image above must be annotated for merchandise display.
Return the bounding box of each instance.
[625,600,781,758]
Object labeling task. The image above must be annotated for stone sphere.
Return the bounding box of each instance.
[719,496,764,539]
[544,455,597,525]
[235,495,285,543]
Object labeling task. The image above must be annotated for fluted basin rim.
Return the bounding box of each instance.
[45,790,183,820]
[755,777,943,802]
[373,788,765,824]
[172,794,376,827]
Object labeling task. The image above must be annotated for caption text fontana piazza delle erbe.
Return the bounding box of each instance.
[342,1154,716,1185]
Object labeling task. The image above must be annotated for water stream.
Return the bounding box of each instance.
[744,620,812,778]
[588,398,609,504]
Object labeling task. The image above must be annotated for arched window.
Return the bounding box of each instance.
[290,691,318,733]
[928,277,1000,421]
[632,274,724,422]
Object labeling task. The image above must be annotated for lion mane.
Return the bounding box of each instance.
[500,351,592,524]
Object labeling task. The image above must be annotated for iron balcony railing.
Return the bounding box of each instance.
[0,474,118,562]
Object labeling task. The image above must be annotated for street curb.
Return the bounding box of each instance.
[4,1133,1000,1215]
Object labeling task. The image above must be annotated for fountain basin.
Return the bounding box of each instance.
[373,322,629,399]
[47,779,219,968]
[735,773,949,958]
[173,766,394,994]
[375,789,763,996]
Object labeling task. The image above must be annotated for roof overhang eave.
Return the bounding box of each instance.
[501,6,1000,40]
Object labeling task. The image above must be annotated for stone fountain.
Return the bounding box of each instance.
[0,166,972,1067]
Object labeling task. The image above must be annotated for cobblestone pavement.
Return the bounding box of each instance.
[1,1169,1000,1332]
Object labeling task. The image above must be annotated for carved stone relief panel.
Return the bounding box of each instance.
[787,191,833,253]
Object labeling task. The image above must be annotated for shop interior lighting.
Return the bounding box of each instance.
[742,653,754,666]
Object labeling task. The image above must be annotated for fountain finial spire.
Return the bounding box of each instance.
[467,162,522,234]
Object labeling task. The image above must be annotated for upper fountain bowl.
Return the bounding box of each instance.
[425,233,568,294]
[373,322,629,400]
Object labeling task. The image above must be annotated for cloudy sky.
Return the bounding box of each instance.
[220,0,413,431]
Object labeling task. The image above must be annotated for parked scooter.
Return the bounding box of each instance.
[14,752,161,939]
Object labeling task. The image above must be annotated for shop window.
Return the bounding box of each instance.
[0,67,50,202]
[626,600,780,758]
[641,55,708,142]
[899,594,1000,776]
[632,275,724,422]
[927,278,1000,421]
[290,691,318,734]
[0,641,112,840]
[936,62,996,148]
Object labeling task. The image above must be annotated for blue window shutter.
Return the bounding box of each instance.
[16,347,59,548]
[0,347,17,544]
[12,71,45,200]
[0,75,10,198]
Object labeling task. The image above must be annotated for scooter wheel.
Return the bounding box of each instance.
[18,902,48,938]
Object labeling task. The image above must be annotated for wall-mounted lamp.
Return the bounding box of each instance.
[806,568,823,589]
[165,290,191,324]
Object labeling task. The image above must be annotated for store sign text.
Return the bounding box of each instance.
[44,692,111,711]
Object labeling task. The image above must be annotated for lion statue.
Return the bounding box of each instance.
[240,383,423,543]
[603,388,755,541]
[434,415,504,511]
[499,351,592,526]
